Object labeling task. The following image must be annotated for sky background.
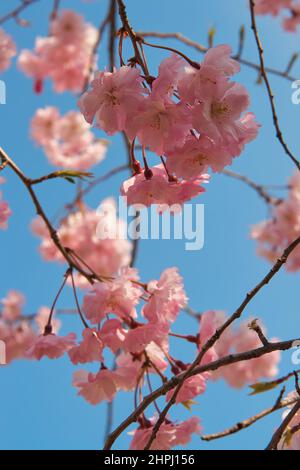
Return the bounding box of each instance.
[0,0,300,450]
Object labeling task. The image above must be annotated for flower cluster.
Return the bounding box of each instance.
[0,177,11,230]
[0,28,16,72]
[31,107,107,170]
[251,173,300,271]
[255,0,300,32]
[79,45,259,208]
[31,199,132,285]
[18,10,97,93]
[0,290,62,363]
[1,265,280,449]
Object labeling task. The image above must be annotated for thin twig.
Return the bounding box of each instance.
[137,31,298,83]
[202,393,298,442]
[265,399,300,450]
[249,0,300,171]
[0,0,40,26]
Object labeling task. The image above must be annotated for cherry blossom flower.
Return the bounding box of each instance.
[18,10,97,93]
[78,66,145,134]
[1,290,25,321]
[123,322,170,354]
[255,0,292,16]
[26,333,76,360]
[98,319,126,353]
[142,267,187,324]
[130,416,201,450]
[251,172,300,271]
[166,374,209,404]
[121,164,209,210]
[127,98,192,155]
[82,267,142,323]
[0,28,16,72]
[73,368,117,404]
[68,328,103,364]
[31,108,107,170]
[32,200,132,285]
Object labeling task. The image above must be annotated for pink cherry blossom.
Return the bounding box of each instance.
[68,328,103,364]
[98,319,126,353]
[142,267,187,324]
[121,164,209,210]
[31,107,60,146]
[26,333,76,360]
[123,322,170,354]
[32,200,132,285]
[78,66,145,134]
[166,374,208,404]
[255,0,292,16]
[18,10,97,93]
[0,28,16,72]
[127,98,192,155]
[0,320,36,364]
[252,172,300,271]
[73,368,117,404]
[31,108,107,170]
[130,416,201,450]
[1,290,25,321]
[82,267,142,323]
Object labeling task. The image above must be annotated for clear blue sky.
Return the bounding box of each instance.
[0,0,300,450]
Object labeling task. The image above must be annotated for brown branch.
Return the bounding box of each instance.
[0,0,40,26]
[0,146,107,285]
[202,393,298,442]
[143,232,300,449]
[249,0,300,171]
[137,31,297,83]
[82,1,112,93]
[103,337,299,449]
[266,399,300,450]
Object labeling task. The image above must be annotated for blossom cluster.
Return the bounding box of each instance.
[0,28,16,72]
[18,10,97,93]
[31,107,108,170]
[79,45,259,209]
[255,0,300,32]
[0,178,11,230]
[32,199,132,285]
[0,267,280,449]
[251,173,300,271]
[0,290,61,363]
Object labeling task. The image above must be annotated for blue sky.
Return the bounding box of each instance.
[0,0,300,450]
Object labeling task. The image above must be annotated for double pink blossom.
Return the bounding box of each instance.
[130,416,201,450]
[31,107,107,170]
[18,10,97,93]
